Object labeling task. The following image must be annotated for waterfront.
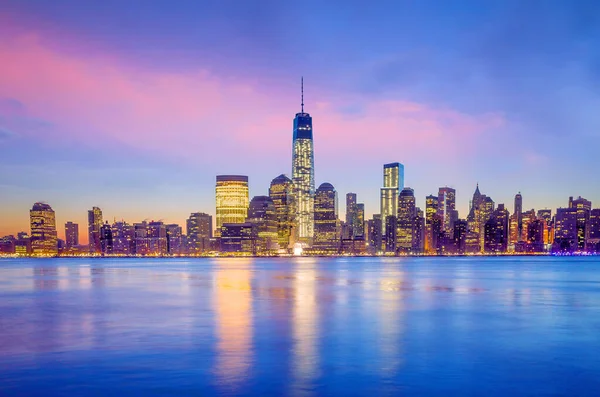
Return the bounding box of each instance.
[1,256,599,396]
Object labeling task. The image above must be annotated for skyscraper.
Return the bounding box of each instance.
[215,175,249,236]
[345,193,365,240]
[88,207,103,254]
[30,202,58,255]
[437,187,457,236]
[247,196,279,254]
[65,221,79,249]
[570,196,592,250]
[187,212,213,254]
[269,174,297,250]
[552,207,578,253]
[313,182,338,252]
[425,194,439,253]
[367,215,382,254]
[484,204,509,253]
[514,192,523,237]
[587,209,600,252]
[292,78,315,245]
[100,221,114,254]
[166,224,184,255]
[380,162,404,234]
[396,187,416,253]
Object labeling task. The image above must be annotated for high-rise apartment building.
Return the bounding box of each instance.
[215,175,249,236]
[313,183,338,252]
[269,174,296,250]
[29,202,58,255]
[65,221,79,249]
[380,162,404,234]
[88,207,103,254]
[100,222,113,254]
[367,215,382,254]
[345,193,365,240]
[292,79,315,244]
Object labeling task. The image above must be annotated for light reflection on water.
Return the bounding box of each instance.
[0,256,600,396]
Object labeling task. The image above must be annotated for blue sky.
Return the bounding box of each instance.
[1,0,599,240]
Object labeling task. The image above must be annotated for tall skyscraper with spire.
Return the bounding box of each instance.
[292,78,315,244]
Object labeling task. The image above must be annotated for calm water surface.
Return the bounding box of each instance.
[1,256,599,396]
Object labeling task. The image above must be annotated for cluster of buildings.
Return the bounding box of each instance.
[1,82,599,257]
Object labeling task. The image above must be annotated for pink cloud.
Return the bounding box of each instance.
[0,22,505,171]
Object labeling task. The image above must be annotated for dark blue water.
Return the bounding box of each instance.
[1,257,599,396]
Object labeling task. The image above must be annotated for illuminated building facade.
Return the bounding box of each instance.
[30,202,58,255]
[215,175,249,236]
[345,193,365,240]
[570,196,592,250]
[587,209,600,252]
[384,216,397,253]
[292,79,315,244]
[552,208,578,252]
[453,219,468,254]
[269,174,296,250]
[380,162,404,235]
[425,194,439,253]
[396,188,416,253]
[313,183,339,252]
[247,196,279,254]
[88,206,103,254]
[437,187,457,238]
[166,224,184,255]
[484,204,509,253]
[65,221,79,249]
[367,215,382,254]
[220,223,256,254]
[147,221,168,255]
[100,222,113,254]
[187,212,213,254]
[112,221,135,255]
[514,192,523,236]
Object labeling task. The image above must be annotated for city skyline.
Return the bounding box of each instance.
[2,1,600,240]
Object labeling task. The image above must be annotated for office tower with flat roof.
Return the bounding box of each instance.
[112,221,135,255]
[313,183,339,252]
[187,212,213,254]
[65,221,79,249]
[269,174,297,250]
[380,162,404,234]
[100,222,113,254]
[484,204,509,253]
[30,202,58,255]
[88,207,103,254]
[425,194,439,253]
[345,193,365,240]
[147,221,167,255]
[552,208,578,253]
[166,224,184,255]
[437,187,457,236]
[220,223,256,254]
[355,203,365,239]
[396,188,416,253]
[587,209,600,252]
[453,219,468,254]
[247,196,279,254]
[292,78,315,245]
[367,215,382,254]
[215,175,249,236]
[570,196,592,250]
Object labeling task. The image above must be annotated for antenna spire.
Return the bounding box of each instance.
[301,76,304,113]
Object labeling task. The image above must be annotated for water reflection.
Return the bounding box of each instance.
[213,259,254,392]
[292,258,320,395]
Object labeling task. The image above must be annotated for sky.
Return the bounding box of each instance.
[1,0,600,243]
